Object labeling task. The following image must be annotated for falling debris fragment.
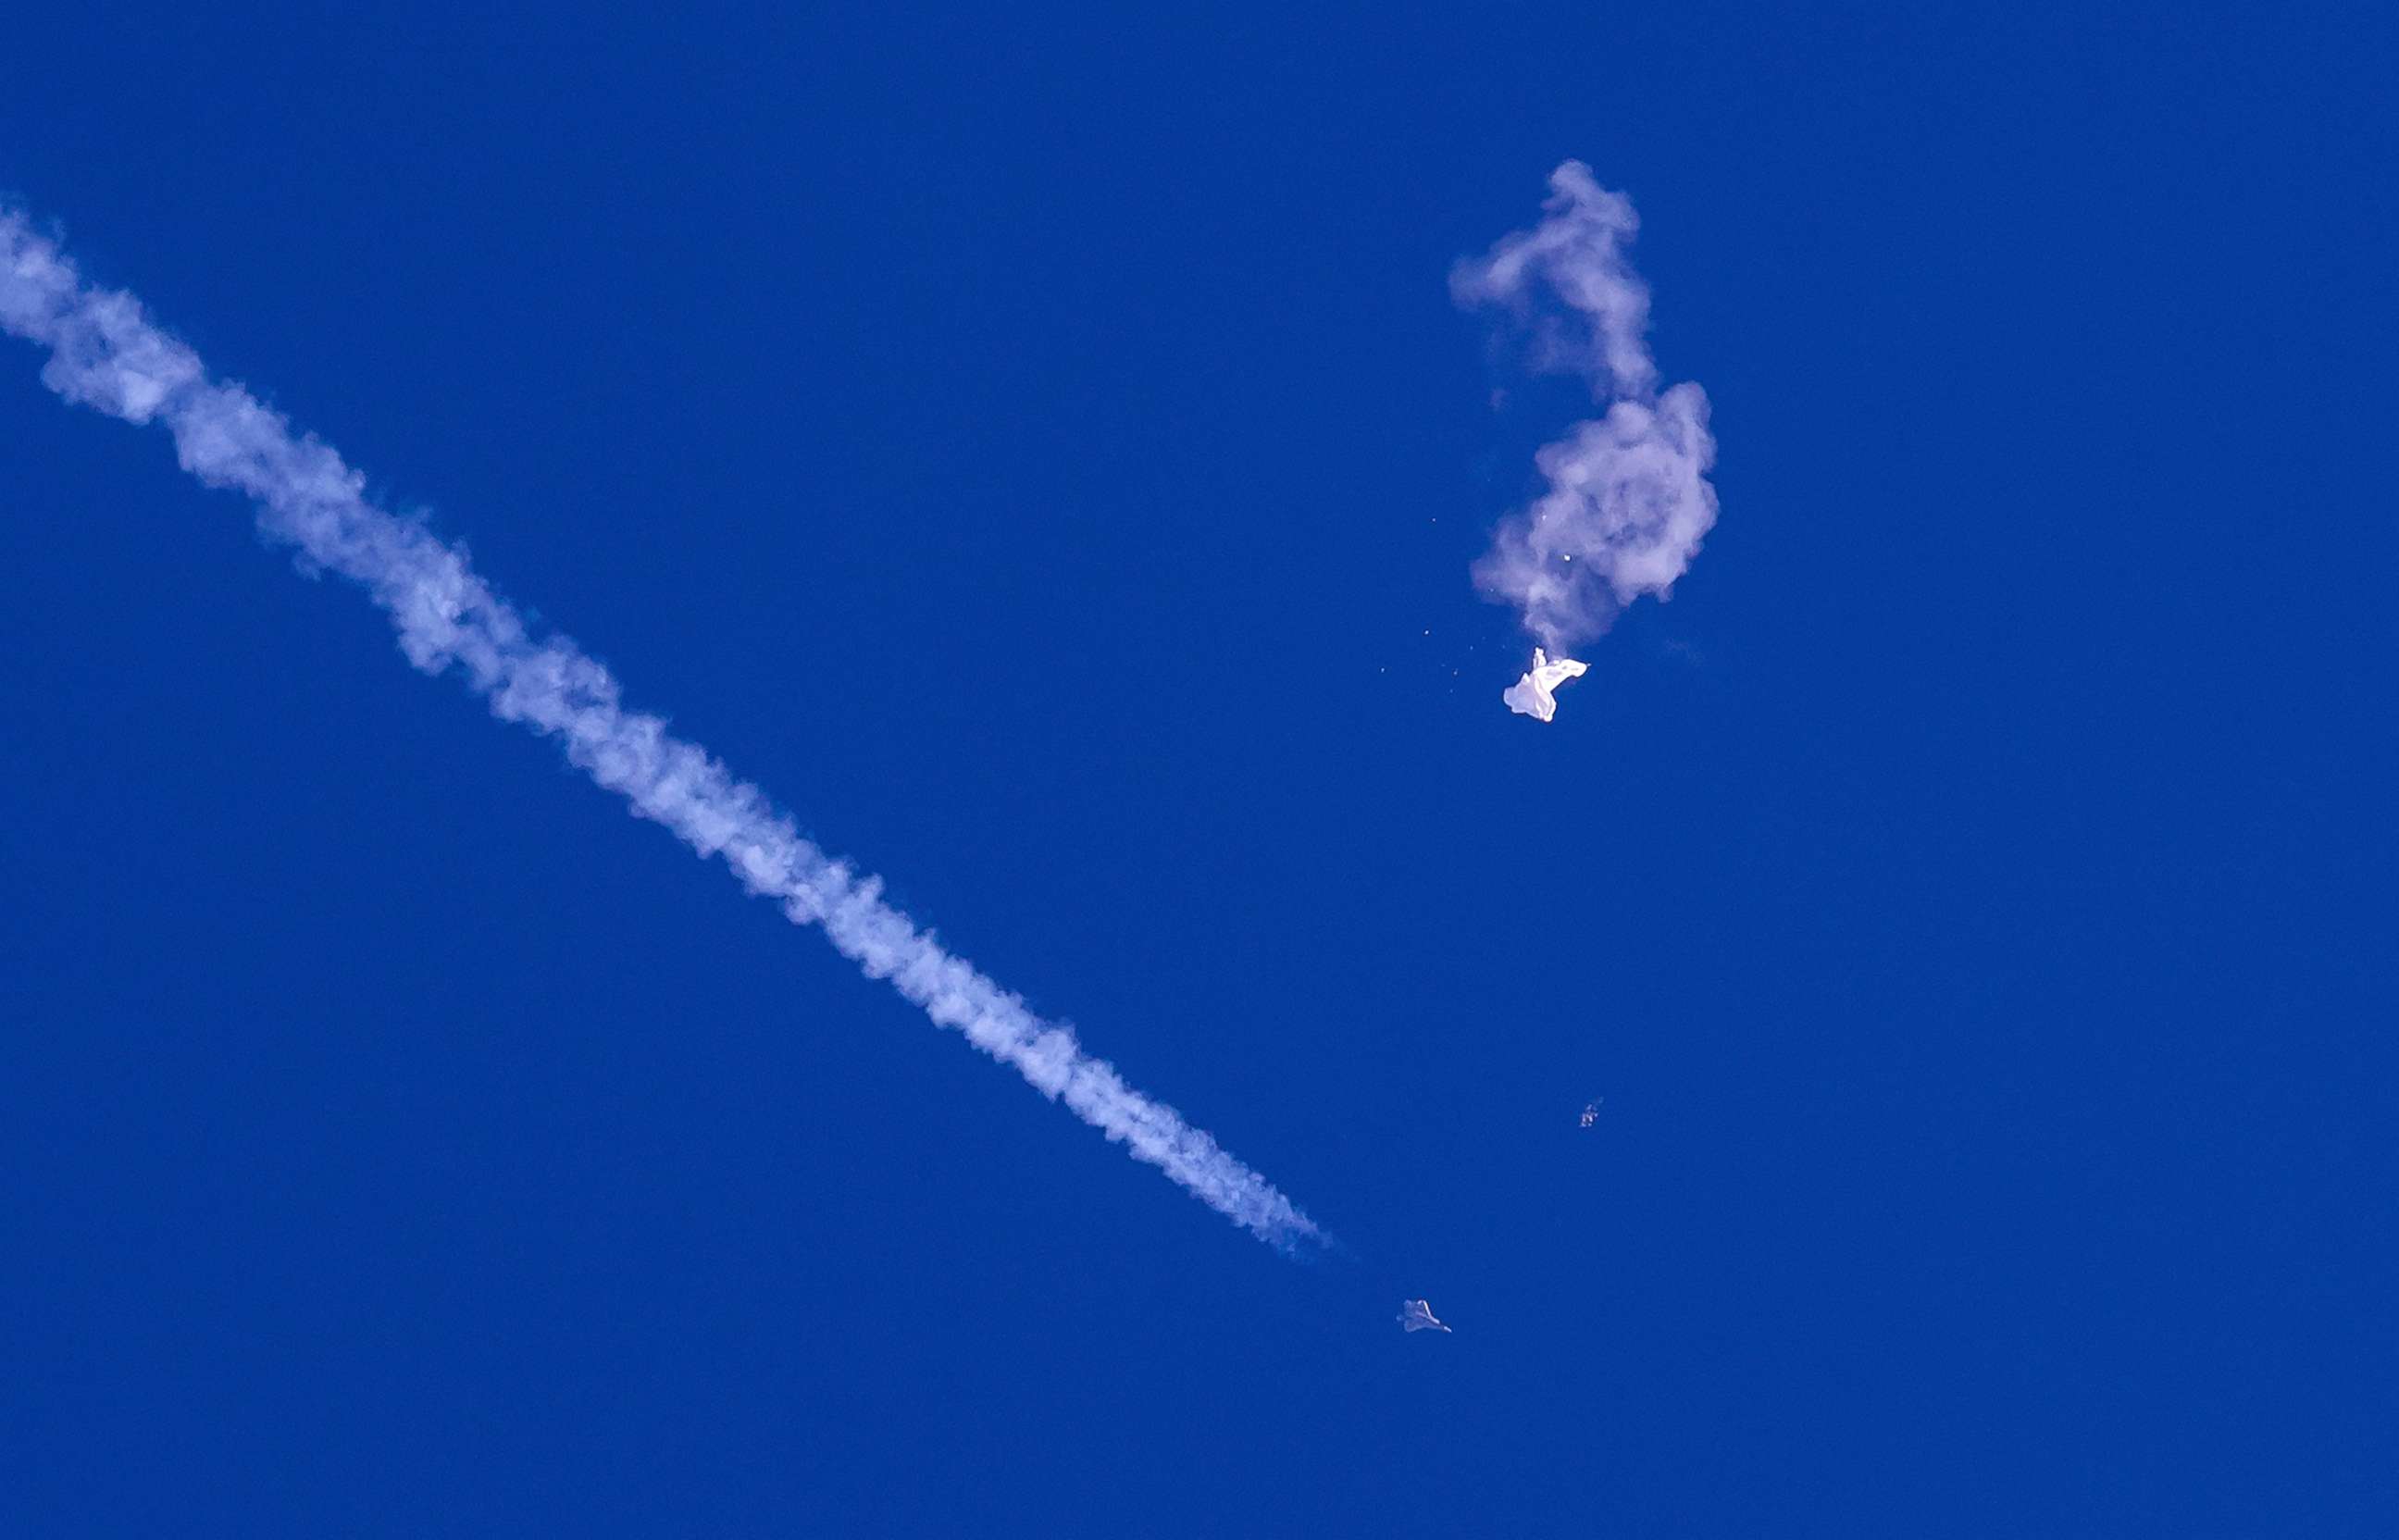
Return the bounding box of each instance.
[1398,1298,1452,1334]
[1502,648,1587,722]
[1580,1099,1602,1128]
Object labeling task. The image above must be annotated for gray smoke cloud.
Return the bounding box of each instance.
[0,207,1320,1252]
[1454,162,1718,653]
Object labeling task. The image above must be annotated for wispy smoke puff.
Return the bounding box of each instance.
[1454,162,1718,652]
[0,209,1320,1252]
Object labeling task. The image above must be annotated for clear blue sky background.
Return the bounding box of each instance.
[4,4,2392,1534]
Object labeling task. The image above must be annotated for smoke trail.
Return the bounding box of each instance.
[1455,162,1718,653]
[0,208,1320,1252]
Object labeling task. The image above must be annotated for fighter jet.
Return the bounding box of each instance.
[1398,1298,1451,1334]
[1502,648,1588,722]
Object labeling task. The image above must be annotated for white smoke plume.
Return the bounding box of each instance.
[0,208,1320,1252]
[1455,162,1718,653]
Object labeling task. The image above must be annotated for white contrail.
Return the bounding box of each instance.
[0,207,1320,1252]
[1455,162,1718,653]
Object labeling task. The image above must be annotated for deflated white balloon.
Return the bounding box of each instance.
[1502,648,1587,722]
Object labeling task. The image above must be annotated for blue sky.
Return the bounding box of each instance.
[4,3,2393,1534]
